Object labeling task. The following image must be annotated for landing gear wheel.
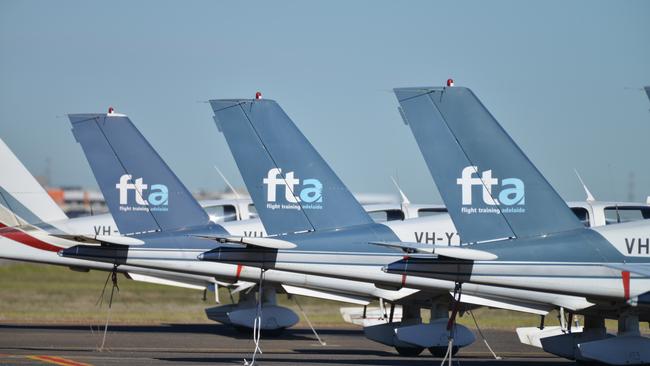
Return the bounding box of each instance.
[428,346,458,357]
[395,346,424,356]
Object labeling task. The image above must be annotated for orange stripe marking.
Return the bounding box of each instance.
[28,355,92,366]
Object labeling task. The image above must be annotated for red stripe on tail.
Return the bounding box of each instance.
[0,226,61,252]
[235,264,243,281]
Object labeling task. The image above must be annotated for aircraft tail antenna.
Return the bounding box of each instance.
[390,176,410,205]
[214,165,241,200]
[574,169,595,202]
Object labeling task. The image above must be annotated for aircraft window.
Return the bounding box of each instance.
[248,204,259,219]
[418,208,448,217]
[570,207,590,227]
[205,204,238,222]
[604,206,650,225]
[368,209,405,222]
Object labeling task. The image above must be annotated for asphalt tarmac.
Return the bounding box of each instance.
[0,323,574,366]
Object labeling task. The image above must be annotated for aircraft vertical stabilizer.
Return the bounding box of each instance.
[0,138,67,226]
[210,99,373,235]
[394,86,583,243]
[68,113,211,235]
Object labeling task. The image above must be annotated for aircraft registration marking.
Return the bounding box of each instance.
[414,231,459,245]
[624,238,650,255]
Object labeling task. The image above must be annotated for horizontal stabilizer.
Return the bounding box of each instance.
[52,234,145,246]
[340,306,402,326]
[516,326,584,349]
[370,241,497,260]
[374,287,420,302]
[193,235,296,249]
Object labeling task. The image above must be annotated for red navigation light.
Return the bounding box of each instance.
[255,92,262,100]
[108,107,114,114]
[446,79,454,87]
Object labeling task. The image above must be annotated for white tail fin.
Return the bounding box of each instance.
[0,138,67,225]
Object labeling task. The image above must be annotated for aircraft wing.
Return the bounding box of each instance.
[126,272,209,291]
[459,293,550,315]
[370,241,498,261]
[282,284,371,305]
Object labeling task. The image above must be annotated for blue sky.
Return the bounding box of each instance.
[1,0,649,203]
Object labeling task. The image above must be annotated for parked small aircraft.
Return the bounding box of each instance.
[389,84,650,364]
[44,96,648,358]
[0,137,440,335]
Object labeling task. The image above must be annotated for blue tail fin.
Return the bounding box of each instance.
[209,99,373,236]
[394,86,582,243]
[68,113,210,235]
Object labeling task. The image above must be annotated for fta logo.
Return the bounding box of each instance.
[456,166,524,206]
[263,168,323,204]
[115,174,169,210]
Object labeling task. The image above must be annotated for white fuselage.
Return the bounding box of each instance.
[3,200,646,312]
[451,220,650,300]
